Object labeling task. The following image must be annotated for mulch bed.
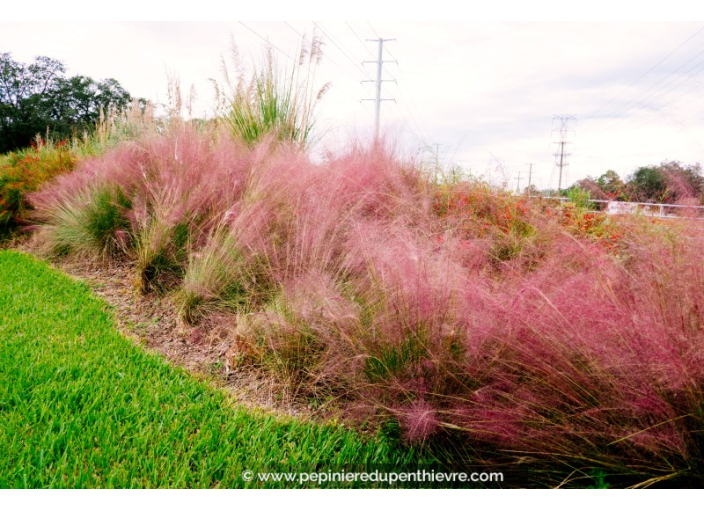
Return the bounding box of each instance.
[10,236,323,421]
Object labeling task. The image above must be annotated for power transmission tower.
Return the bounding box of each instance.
[429,143,443,169]
[552,115,575,192]
[417,143,444,177]
[362,38,396,139]
[515,171,522,194]
[527,163,533,189]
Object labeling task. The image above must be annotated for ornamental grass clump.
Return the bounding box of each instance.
[30,126,252,266]
[215,36,329,149]
[177,225,250,323]
[36,184,132,259]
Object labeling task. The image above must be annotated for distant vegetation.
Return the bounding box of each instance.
[572,161,704,204]
[0,53,137,153]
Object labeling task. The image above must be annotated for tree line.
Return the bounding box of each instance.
[0,53,137,153]
[570,162,704,205]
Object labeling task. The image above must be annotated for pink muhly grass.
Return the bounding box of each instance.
[398,400,440,443]
[30,126,254,264]
[437,225,704,473]
[27,124,704,482]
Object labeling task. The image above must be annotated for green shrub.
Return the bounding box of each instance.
[41,185,131,258]
[135,219,190,294]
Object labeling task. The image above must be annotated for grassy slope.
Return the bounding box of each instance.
[0,250,427,488]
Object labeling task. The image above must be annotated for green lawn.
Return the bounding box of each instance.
[0,250,430,488]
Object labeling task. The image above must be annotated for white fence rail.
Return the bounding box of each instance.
[534,197,704,220]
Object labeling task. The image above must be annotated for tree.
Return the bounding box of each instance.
[596,170,625,199]
[628,166,668,203]
[659,161,704,204]
[523,184,541,196]
[0,53,134,153]
[626,161,703,204]
[574,176,607,200]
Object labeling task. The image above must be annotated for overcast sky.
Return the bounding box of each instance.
[3,20,704,190]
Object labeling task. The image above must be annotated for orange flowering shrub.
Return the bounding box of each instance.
[543,202,625,253]
[0,139,76,234]
[432,182,532,238]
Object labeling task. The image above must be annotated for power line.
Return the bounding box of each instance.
[313,22,373,79]
[590,49,704,134]
[621,63,704,126]
[282,23,366,85]
[582,57,704,142]
[275,22,373,121]
[380,50,428,142]
[238,22,296,62]
[583,23,704,123]
[283,21,303,38]
[346,22,375,57]
[578,45,704,154]
[670,90,704,127]
[366,21,379,39]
